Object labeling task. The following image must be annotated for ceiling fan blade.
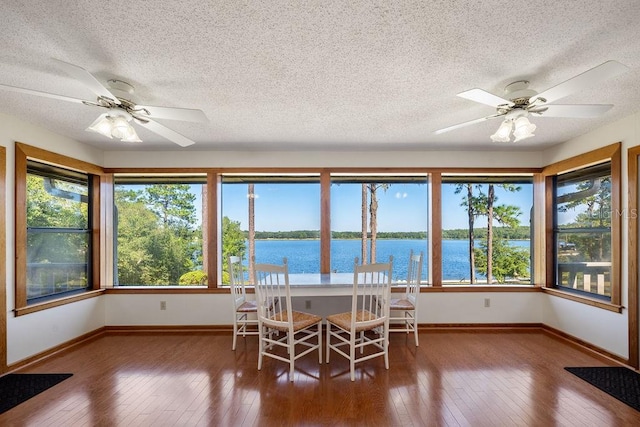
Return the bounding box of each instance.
[434,113,504,134]
[532,104,614,118]
[0,83,88,104]
[134,105,209,123]
[135,118,195,147]
[531,60,629,105]
[54,59,121,104]
[457,88,514,108]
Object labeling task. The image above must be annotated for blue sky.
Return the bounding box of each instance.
[219,182,533,231]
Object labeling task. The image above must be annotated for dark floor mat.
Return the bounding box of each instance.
[565,366,640,412]
[0,373,72,414]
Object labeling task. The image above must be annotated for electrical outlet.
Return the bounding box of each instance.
[305,300,311,309]
[484,298,490,308]
[160,301,167,310]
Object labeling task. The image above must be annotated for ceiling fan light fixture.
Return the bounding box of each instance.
[120,126,142,142]
[87,109,142,142]
[490,120,513,142]
[512,116,536,142]
[110,114,133,139]
[86,114,114,139]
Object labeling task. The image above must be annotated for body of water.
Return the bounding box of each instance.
[248,239,531,282]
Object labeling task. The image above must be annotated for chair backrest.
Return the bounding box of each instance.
[406,250,423,305]
[229,255,246,309]
[254,258,291,330]
[351,256,393,330]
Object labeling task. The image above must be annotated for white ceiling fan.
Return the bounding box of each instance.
[0,59,208,147]
[434,60,629,142]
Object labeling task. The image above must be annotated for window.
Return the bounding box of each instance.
[330,174,429,284]
[441,175,533,285]
[554,162,612,298]
[26,161,91,302]
[220,174,321,284]
[113,175,206,286]
[543,143,621,309]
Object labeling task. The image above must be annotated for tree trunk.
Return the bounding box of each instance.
[248,184,255,284]
[361,184,368,265]
[486,184,494,284]
[466,184,476,284]
[369,184,378,264]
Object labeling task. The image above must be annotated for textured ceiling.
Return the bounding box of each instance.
[1,1,640,152]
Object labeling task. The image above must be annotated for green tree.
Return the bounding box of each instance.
[456,182,525,284]
[477,184,521,283]
[114,188,158,285]
[361,183,389,264]
[474,238,529,283]
[222,216,246,284]
[114,184,201,286]
[145,184,196,232]
[26,174,90,288]
[559,176,611,262]
[454,184,483,284]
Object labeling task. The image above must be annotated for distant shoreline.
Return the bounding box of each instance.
[247,226,531,241]
[248,237,531,241]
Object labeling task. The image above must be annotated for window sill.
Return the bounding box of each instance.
[421,285,538,292]
[104,287,230,294]
[15,289,105,316]
[541,287,623,313]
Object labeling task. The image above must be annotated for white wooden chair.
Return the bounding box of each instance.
[254,258,322,381]
[326,256,393,381]
[230,255,259,350]
[389,250,423,346]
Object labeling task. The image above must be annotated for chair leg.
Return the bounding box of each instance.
[350,333,356,381]
[325,323,331,363]
[318,323,323,363]
[289,332,295,381]
[414,318,419,346]
[232,318,238,351]
[406,312,411,334]
[258,326,264,370]
[383,329,390,370]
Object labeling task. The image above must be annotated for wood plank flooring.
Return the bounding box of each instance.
[1,329,639,426]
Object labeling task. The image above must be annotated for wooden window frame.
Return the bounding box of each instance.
[14,143,103,316]
[541,143,622,312]
[105,167,539,293]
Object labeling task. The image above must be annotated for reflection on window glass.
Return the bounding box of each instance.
[221,175,321,284]
[331,176,429,284]
[441,176,533,285]
[555,162,612,297]
[114,178,205,286]
[27,164,90,301]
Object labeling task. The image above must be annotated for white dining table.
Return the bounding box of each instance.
[286,273,355,296]
[286,272,396,297]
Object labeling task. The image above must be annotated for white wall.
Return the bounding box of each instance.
[105,294,233,326]
[103,148,544,168]
[541,112,640,359]
[1,113,106,365]
[3,110,638,365]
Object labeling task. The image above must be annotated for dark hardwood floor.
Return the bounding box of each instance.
[1,329,639,426]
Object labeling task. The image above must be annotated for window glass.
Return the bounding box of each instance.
[221,175,321,284]
[555,162,611,297]
[441,176,533,285]
[113,176,205,286]
[27,162,91,301]
[331,175,429,284]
